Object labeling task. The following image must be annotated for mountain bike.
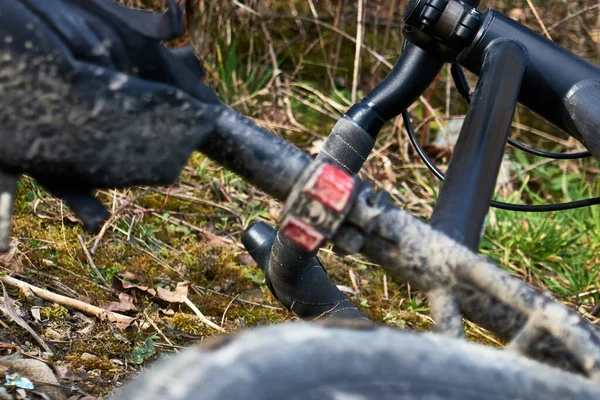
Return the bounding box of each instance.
[2,0,600,399]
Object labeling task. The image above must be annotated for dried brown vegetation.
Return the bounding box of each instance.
[0,0,599,398]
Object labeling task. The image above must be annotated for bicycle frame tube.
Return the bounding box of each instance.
[404,1,600,159]
[430,40,526,251]
[457,9,600,160]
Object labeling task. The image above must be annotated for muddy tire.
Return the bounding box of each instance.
[113,322,600,399]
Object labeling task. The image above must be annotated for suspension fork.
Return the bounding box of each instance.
[242,43,444,321]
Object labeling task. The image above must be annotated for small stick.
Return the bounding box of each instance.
[77,235,110,289]
[383,274,389,301]
[182,296,224,332]
[0,343,48,363]
[220,294,239,328]
[349,270,360,294]
[143,311,175,348]
[548,4,600,32]
[526,0,552,40]
[91,188,152,254]
[1,276,134,329]
[351,0,365,103]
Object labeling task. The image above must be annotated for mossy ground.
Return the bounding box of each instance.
[2,160,445,397]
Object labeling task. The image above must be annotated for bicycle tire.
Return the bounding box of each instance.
[112,321,600,400]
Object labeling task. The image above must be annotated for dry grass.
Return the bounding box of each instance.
[0,0,599,397]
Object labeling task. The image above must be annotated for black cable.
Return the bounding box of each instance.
[450,64,592,160]
[402,110,600,212]
[506,139,592,160]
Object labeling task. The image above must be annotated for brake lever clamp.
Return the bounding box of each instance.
[333,184,391,256]
[278,161,361,253]
[279,160,395,257]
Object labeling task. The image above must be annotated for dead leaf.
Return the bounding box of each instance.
[508,8,526,23]
[112,277,156,296]
[1,283,52,354]
[117,271,142,282]
[238,253,256,267]
[54,365,80,381]
[156,282,190,303]
[0,239,22,273]
[105,293,137,313]
[30,307,41,322]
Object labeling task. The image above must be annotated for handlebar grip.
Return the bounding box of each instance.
[316,117,375,175]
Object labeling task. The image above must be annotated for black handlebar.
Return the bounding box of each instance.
[199,108,310,201]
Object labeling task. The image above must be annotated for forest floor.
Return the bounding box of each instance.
[0,0,599,398]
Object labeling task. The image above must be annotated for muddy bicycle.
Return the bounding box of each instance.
[2,0,600,399]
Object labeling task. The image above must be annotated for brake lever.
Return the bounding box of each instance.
[242,40,446,321]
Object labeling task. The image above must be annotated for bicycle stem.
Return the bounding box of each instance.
[239,44,444,322]
[405,0,600,160]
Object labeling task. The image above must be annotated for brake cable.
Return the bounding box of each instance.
[450,64,593,160]
[403,64,600,212]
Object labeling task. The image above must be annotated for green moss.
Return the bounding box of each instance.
[40,305,68,320]
[165,312,210,336]
[65,353,115,372]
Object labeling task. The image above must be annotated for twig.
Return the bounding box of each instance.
[231,4,393,68]
[0,343,48,363]
[143,311,176,348]
[383,274,389,300]
[349,269,360,294]
[307,0,337,89]
[182,296,224,332]
[548,4,600,32]
[220,294,239,328]
[526,0,552,40]
[148,209,234,245]
[260,22,283,100]
[330,0,346,77]
[351,0,365,103]
[91,188,152,254]
[1,276,134,329]
[77,235,110,289]
[96,189,234,245]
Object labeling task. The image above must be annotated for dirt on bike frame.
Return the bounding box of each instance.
[195,0,600,379]
[3,0,600,395]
